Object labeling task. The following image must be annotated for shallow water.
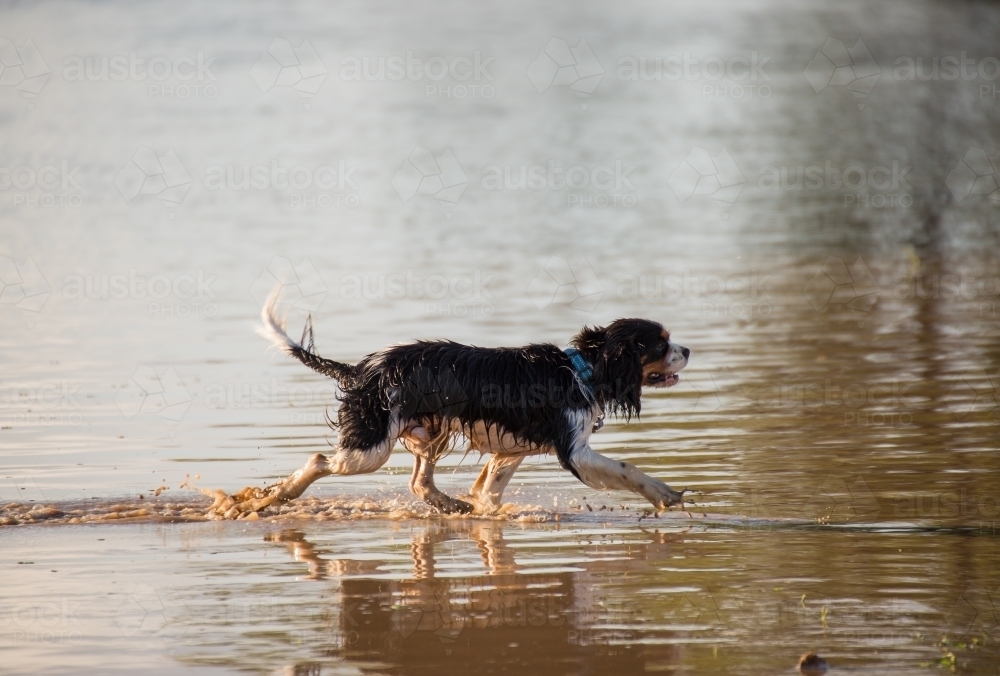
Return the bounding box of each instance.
[3,0,1000,673]
[4,518,1000,675]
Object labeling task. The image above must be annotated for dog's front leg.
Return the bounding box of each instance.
[470,521,516,574]
[569,445,684,511]
[464,455,524,514]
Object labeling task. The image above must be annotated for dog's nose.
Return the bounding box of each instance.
[681,347,690,359]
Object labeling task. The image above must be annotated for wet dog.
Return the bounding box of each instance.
[218,288,690,517]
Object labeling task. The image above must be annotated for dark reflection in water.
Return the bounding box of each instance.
[267,523,685,674]
[232,521,999,676]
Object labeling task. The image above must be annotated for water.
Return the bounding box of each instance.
[3,0,1000,673]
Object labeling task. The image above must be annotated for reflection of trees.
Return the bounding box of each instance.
[709,8,1000,651]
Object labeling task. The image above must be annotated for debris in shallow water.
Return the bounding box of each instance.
[1,490,560,526]
[796,652,828,674]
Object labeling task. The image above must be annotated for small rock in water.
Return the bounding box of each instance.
[797,652,828,674]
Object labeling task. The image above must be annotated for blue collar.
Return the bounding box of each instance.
[564,348,594,385]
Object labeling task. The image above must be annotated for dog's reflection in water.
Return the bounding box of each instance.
[266,523,686,673]
[265,530,383,581]
[264,522,518,581]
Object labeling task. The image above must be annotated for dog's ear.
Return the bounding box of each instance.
[592,331,643,420]
[571,325,606,354]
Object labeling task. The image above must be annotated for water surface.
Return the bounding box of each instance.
[3,0,1000,673]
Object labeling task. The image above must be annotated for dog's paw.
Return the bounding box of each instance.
[451,499,475,515]
[459,493,503,516]
[428,493,475,515]
[647,481,685,511]
[207,485,283,520]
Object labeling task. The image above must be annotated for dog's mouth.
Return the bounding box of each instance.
[646,372,680,387]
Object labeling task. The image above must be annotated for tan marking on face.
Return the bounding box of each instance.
[642,330,687,388]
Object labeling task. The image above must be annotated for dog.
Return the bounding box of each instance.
[245,288,690,517]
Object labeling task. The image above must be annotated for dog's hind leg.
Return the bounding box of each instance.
[209,444,395,519]
[404,434,474,515]
[278,446,393,500]
[464,455,524,514]
[209,403,402,518]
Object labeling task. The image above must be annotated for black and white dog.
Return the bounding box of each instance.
[238,289,690,517]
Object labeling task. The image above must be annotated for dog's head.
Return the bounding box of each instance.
[571,319,690,418]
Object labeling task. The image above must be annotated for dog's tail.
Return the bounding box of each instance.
[258,286,355,383]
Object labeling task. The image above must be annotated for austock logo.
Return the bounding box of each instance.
[399,366,470,419]
[807,475,882,525]
[804,256,881,326]
[527,38,603,109]
[390,582,639,646]
[0,256,50,327]
[250,255,327,314]
[943,583,1000,640]
[946,147,1000,206]
[526,257,603,318]
[339,51,494,101]
[113,583,203,647]
[1,161,85,208]
[203,159,360,209]
[337,269,495,319]
[945,369,1000,423]
[250,38,327,108]
[115,147,192,213]
[725,474,883,526]
[0,37,51,105]
[668,147,746,215]
[114,366,193,432]
[391,147,468,218]
[481,159,636,209]
[804,38,881,109]
[61,51,218,100]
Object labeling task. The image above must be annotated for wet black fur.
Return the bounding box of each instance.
[286,318,671,479]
